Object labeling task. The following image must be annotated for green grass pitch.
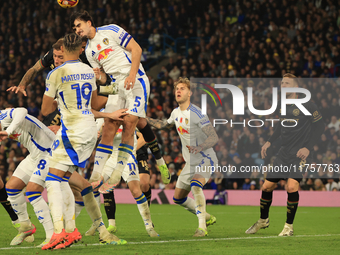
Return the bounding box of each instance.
[0,203,339,254]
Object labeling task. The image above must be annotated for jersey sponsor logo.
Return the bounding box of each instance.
[9,133,21,140]
[92,51,95,56]
[129,171,136,176]
[177,126,189,135]
[293,109,300,116]
[130,108,138,113]
[97,48,114,61]
[97,44,102,50]
[103,38,109,45]
[175,117,178,122]
[95,161,99,165]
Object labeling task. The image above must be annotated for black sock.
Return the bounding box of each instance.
[139,124,162,160]
[144,185,152,207]
[103,192,116,220]
[260,191,273,219]
[0,188,18,222]
[286,191,299,224]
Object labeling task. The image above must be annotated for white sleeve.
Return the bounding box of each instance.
[167,110,175,124]
[45,71,57,98]
[5,108,28,135]
[192,111,211,128]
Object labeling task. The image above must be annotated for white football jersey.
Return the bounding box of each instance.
[167,103,217,165]
[45,60,97,128]
[85,24,146,79]
[0,108,55,158]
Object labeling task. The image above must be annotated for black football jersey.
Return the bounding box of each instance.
[279,101,322,157]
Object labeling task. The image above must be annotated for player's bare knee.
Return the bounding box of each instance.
[140,183,149,193]
[286,185,298,193]
[137,118,147,129]
[261,181,276,192]
[26,182,43,193]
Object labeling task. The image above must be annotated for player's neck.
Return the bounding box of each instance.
[89,27,96,39]
[179,100,190,111]
[64,53,80,62]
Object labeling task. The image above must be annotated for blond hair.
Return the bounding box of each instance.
[283,73,299,87]
[174,77,190,90]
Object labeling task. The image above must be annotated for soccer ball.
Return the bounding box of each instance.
[57,0,79,8]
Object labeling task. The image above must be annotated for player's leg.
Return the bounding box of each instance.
[278,178,299,236]
[69,171,126,245]
[92,95,123,186]
[125,157,158,236]
[42,167,74,250]
[139,159,152,206]
[6,159,36,245]
[137,118,170,184]
[26,154,54,247]
[173,172,213,227]
[0,178,19,230]
[245,179,276,234]
[103,191,117,233]
[108,78,149,185]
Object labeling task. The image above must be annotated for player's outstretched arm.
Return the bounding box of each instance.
[187,124,218,154]
[7,60,45,96]
[124,38,142,90]
[4,108,28,136]
[136,131,147,150]
[91,108,128,121]
[146,117,174,130]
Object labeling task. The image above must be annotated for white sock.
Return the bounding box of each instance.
[156,158,165,166]
[27,192,53,239]
[83,191,108,236]
[191,185,207,230]
[109,144,131,184]
[75,201,84,218]
[7,190,29,222]
[178,197,211,220]
[94,191,101,208]
[60,181,76,233]
[46,178,64,234]
[135,193,153,230]
[94,145,112,176]
[108,219,116,226]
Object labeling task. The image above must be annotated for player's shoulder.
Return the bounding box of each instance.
[96,24,121,34]
[188,103,205,118]
[46,61,67,80]
[0,108,14,120]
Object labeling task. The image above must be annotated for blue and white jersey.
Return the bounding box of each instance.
[167,103,216,165]
[0,108,55,158]
[45,60,97,128]
[85,24,146,79]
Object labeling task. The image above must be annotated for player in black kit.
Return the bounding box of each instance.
[245,73,325,236]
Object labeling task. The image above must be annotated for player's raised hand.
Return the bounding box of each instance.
[107,108,129,121]
[296,147,310,160]
[261,141,271,159]
[0,131,9,141]
[7,85,27,97]
[186,145,203,154]
[93,67,102,80]
[124,75,135,90]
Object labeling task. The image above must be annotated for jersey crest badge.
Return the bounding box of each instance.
[185,118,189,125]
[293,109,300,116]
[103,38,109,45]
